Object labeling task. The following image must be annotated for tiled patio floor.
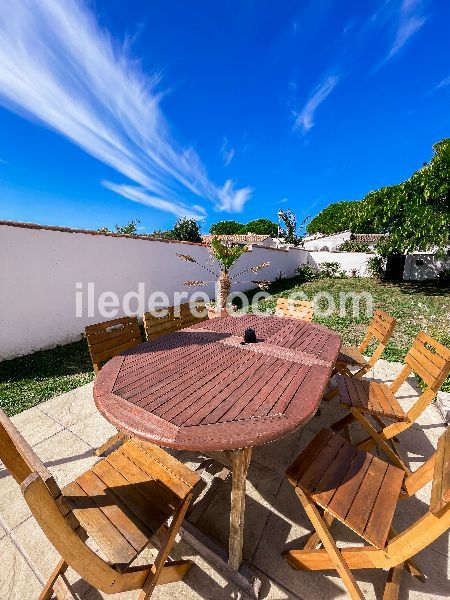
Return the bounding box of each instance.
[1,360,448,599]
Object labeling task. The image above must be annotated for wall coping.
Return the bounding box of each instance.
[0,219,207,246]
[0,220,301,253]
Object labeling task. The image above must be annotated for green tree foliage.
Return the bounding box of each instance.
[170,217,202,243]
[351,139,450,255]
[98,219,140,235]
[147,229,173,239]
[209,218,278,236]
[337,240,371,252]
[244,218,278,236]
[209,220,243,234]
[307,201,364,234]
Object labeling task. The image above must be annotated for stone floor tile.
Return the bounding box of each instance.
[0,536,43,600]
[196,459,284,562]
[33,428,99,487]
[251,480,335,600]
[79,539,247,600]
[11,405,64,446]
[68,411,119,449]
[304,401,349,433]
[39,382,96,427]
[0,468,31,529]
[13,516,61,582]
[252,428,304,474]
[250,477,387,600]
[252,566,299,599]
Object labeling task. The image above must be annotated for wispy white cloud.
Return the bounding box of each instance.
[428,75,450,95]
[0,0,252,217]
[280,197,288,204]
[102,182,206,220]
[220,136,235,167]
[386,0,427,60]
[294,74,340,132]
[217,180,252,213]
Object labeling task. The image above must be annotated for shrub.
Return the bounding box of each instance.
[318,261,346,278]
[367,256,385,280]
[295,264,318,282]
[337,240,370,252]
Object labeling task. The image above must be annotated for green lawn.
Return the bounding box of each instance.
[0,339,94,416]
[0,278,449,416]
[241,277,450,391]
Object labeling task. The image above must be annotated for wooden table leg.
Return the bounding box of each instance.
[229,447,252,570]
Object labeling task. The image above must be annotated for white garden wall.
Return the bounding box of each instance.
[0,221,308,359]
[307,250,374,276]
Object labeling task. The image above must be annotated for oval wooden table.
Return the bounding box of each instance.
[94,314,341,596]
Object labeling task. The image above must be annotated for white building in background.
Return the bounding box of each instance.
[302,231,384,252]
[403,251,450,281]
[302,230,352,251]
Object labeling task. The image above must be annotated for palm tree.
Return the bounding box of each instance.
[177,237,269,312]
[210,237,246,309]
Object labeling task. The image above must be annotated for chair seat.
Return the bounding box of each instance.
[286,429,405,548]
[62,439,200,572]
[336,374,407,420]
[337,345,367,366]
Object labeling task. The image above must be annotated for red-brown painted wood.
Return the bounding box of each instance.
[94,316,341,452]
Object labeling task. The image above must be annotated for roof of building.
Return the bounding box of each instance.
[202,234,271,244]
[351,233,384,243]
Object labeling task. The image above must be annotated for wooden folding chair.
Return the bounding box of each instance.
[143,300,208,340]
[275,298,314,321]
[0,407,200,600]
[324,310,396,403]
[283,427,450,600]
[85,316,143,456]
[330,332,450,475]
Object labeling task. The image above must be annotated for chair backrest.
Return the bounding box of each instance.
[359,309,396,353]
[0,407,122,591]
[390,332,450,424]
[275,298,314,322]
[404,331,450,391]
[143,301,208,341]
[430,427,450,516]
[85,316,143,373]
[0,407,60,497]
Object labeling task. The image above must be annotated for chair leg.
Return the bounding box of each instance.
[383,563,404,600]
[323,386,339,402]
[95,431,126,456]
[139,493,193,599]
[351,410,412,476]
[290,488,365,600]
[304,511,335,550]
[38,558,68,600]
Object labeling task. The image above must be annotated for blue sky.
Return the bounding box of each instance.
[0,0,449,234]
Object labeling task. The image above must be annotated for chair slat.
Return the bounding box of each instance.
[143,302,207,340]
[275,298,314,321]
[85,316,143,372]
[405,333,450,389]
